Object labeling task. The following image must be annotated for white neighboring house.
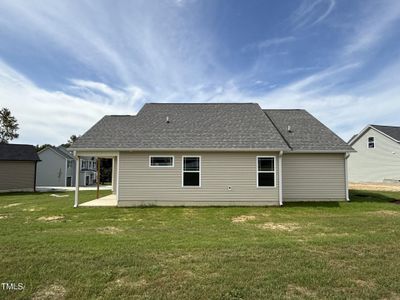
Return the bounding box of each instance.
[348,125,400,183]
[36,146,97,187]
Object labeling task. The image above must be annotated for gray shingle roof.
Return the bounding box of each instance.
[53,146,75,159]
[371,125,400,142]
[71,103,353,152]
[71,103,290,150]
[263,109,354,151]
[0,144,40,161]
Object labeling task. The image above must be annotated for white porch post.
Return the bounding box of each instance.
[111,157,116,194]
[74,155,80,208]
[278,151,283,206]
[345,153,350,201]
[116,153,120,202]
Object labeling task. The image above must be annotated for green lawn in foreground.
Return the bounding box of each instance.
[1,190,400,299]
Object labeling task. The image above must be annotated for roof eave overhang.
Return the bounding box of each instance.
[286,149,356,153]
[70,147,354,153]
[70,147,290,152]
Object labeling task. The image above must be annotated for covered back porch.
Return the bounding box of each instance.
[73,151,119,207]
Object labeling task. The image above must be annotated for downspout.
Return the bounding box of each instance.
[344,153,350,201]
[278,151,283,206]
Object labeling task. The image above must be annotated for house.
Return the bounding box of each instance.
[0,144,40,193]
[70,103,354,207]
[348,125,400,182]
[36,146,97,187]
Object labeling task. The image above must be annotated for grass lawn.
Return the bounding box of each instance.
[1,190,400,299]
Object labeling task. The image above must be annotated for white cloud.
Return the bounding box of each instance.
[343,1,400,56]
[0,60,141,145]
[292,0,336,29]
[0,0,399,146]
[257,37,296,49]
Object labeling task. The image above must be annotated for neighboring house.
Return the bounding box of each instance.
[0,144,40,193]
[36,146,97,187]
[70,103,354,207]
[348,125,400,182]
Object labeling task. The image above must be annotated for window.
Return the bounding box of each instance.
[81,160,88,170]
[67,160,73,168]
[257,157,275,187]
[182,156,201,187]
[149,156,174,167]
[368,137,375,148]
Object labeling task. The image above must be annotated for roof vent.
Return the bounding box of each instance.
[166,116,170,123]
[287,125,292,133]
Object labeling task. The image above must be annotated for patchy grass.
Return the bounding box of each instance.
[1,189,400,299]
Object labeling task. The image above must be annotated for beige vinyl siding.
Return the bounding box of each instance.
[118,151,279,206]
[282,153,346,201]
[0,161,36,192]
[348,127,400,182]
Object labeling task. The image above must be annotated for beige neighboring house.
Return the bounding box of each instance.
[0,144,40,193]
[70,103,354,207]
[348,125,400,183]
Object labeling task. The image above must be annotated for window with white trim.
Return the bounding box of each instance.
[368,137,375,148]
[182,156,200,187]
[150,156,174,167]
[257,157,275,187]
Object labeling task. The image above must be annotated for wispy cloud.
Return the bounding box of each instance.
[0,60,135,145]
[258,36,296,49]
[343,1,400,56]
[0,0,399,145]
[292,0,335,29]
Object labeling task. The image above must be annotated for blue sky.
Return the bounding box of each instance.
[1,0,400,145]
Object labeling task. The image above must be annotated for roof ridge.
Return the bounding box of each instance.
[263,108,306,111]
[106,115,136,117]
[371,124,400,128]
[0,143,36,146]
[145,102,257,105]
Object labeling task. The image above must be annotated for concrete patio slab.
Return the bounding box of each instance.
[80,194,117,207]
[37,185,112,192]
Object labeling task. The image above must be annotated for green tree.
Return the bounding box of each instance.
[36,144,53,152]
[60,134,80,148]
[0,108,19,144]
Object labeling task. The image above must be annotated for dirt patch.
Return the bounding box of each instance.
[37,215,65,222]
[23,207,44,212]
[111,276,147,289]
[285,284,317,299]
[231,215,256,223]
[381,292,400,300]
[350,182,400,192]
[183,208,196,218]
[257,222,300,231]
[367,210,400,217]
[96,226,123,234]
[32,284,66,300]
[352,279,376,289]
[50,194,69,198]
[316,232,350,237]
[3,203,22,208]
